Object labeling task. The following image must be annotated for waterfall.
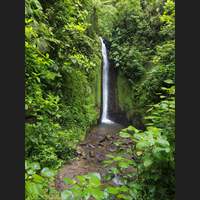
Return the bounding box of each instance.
[100,37,114,124]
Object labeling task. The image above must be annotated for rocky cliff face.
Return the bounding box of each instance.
[99,39,144,128]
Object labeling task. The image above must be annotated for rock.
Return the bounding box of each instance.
[76,146,84,155]
[106,135,112,139]
[108,145,117,152]
[112,175,123,186]
[98,143,105,147]
[96,153,105,162]
[99,136,107,143]
[89,151,95,157]
[79,142,87,146]
[88,144,95,148]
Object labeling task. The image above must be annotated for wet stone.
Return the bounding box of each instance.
[89,151,95,158]
[55,123,125,191]
[96,156,105,162]
[108,145,117,152]
[88,144,95,148]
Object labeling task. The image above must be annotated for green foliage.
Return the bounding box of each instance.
[104,82,175,200]
[114,20,174,199]
[61,173,105,200]
[25,160,59,200]
[116,72,134,115]
[61,173,132,200]
[25,0,102,199]
[25,0,175,199]
[109,0,175,115]
[63,81,175,200]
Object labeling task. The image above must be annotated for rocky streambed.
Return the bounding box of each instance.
[55,122,128,191]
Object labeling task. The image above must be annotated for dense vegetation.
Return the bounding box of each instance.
[25,0,175,199]
[25,0,102,198]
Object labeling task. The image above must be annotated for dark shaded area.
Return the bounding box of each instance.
[99,39,145,130]
[108,62,129,125]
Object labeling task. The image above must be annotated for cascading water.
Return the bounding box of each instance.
[100,37,114,124]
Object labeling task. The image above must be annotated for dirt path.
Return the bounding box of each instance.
[55,123,124,191]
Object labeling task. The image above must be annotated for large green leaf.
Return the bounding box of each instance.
[119,131,131,138]
[61,190,74,200]
[87,172,101,186]
[143,158,153,168]
[41,168,54,178]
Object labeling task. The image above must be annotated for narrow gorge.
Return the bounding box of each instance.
[56,37,127,190]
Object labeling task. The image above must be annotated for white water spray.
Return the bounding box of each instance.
[100,37,114,124]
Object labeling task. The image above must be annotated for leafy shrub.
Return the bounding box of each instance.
[104,82,175,199]
[25,0,101,199]
[25,160,58,200]
[61,173,104,200]
[109,0,175,117]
